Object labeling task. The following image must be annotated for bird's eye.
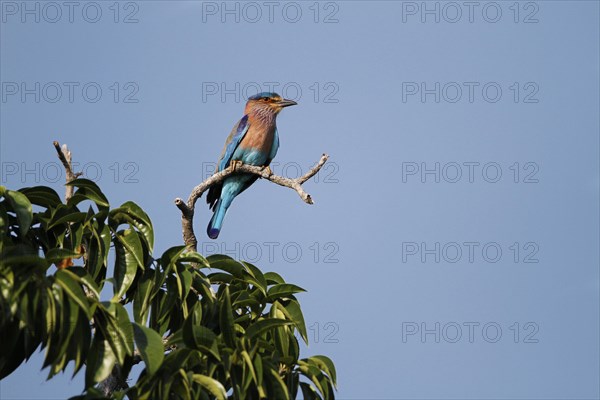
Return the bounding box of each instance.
[262,97,270,102]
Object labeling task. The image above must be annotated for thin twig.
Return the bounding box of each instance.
[53,141,82,202]
[175,154,329,252]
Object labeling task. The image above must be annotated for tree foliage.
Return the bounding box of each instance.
[0,180,336,399]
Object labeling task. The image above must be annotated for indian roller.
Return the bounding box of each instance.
[206,92,297,239]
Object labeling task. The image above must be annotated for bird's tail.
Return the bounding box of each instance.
[207,199,227,239]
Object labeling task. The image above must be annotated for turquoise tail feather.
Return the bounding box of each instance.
[207,199,227,239]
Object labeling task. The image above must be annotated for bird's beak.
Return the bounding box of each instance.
[277,98,297,107]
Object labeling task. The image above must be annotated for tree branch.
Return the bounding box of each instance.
[175,154,329,252]
[53,141,82,202]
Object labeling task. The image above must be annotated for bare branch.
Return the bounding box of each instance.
[53,140,82,202]
[175,154,329,252]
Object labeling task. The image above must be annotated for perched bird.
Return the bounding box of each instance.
[206,92,297,239]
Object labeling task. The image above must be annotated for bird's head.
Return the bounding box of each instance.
[245,92,297,116]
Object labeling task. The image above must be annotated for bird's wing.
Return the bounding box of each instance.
[218,115,249,171]
[207,115,250,210]
[266,128,279,165]
[234,127,279,199]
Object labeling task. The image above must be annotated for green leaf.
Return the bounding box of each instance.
[66,179,109,209]
[0,253,46,270]
[266,366,290,400]
[0,203,8,251]
[69,313,91,377]
[95,303,134,366]
[132,323,165,376]
[87,223,111,282]
[285,300,308,345]
[48,211,87,229]
[232,291,261,309]
[182,305,220,360]
[19,186,62,208]
[114,303,135,357]
[192,374,227,400]
[43,286,63,369]
[133,269,154,324]
[42,286,57,343]
[46,248,81,264]
[298,361,332,400]
[180,269,193,299]
[69,267,101,299]
[242,261,268,294]
[55,269,91,319]
[178,251,210,268]
[240,350,258,388]
[308,355,337,389]
[265,283,306,302]
[298,364,324,399]
[5,189,32,236]
[109,201,154,251]
[160,245,186,263]
[264,271,285,285]
[116,228,144,269]
[206,254,246,277]
[299,382,320,400]
[270,304,293,360]
[49,296,79,377]
[207,272,233,284]
[157,348,193,376]
[113,229,143,299]
[245,319,293,340]
[157,246,186,289]
[219,286,235,347]
[85,334,117,388]
[253,353,264,389]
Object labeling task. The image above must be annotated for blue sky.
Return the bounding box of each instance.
[1,1,599,399]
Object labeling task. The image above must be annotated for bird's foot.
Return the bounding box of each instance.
[229,160,243,172]
[261,165,272,177]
